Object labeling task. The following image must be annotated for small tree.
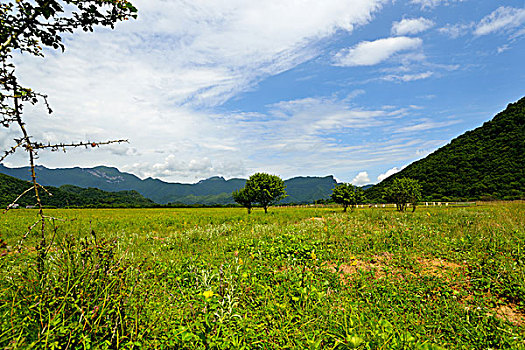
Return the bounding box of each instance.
[331,183,364,212]
[244,173,286,213]
[384,178,422,212]
[232,187,255,214]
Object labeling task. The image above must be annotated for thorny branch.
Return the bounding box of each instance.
[33,139,129,151]
[1,0,137,277]
[0,139,23,163]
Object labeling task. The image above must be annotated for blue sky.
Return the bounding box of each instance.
[4,0,525,184]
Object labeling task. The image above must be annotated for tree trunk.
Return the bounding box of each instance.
[343,205,347,212]
[264,206,268,214]
[247,207,251,214]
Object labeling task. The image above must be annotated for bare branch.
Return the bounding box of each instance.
[3,185,33,214]
[0,140,24,163]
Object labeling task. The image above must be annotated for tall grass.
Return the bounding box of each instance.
[1,203,524,348]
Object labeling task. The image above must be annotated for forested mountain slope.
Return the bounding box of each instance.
[366,96,525,201]
[0,173,155,208]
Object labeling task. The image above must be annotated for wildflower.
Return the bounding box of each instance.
[238,258,243,265]
[203,290,214,299]
[311,251,317,260]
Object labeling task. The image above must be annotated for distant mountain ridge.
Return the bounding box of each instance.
[366,96,525,201]
[0,173,155,208]
[0,165,338,205]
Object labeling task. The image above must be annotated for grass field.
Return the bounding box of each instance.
[1,202,524,349]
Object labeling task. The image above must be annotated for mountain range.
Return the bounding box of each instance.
[0,172,155,208]
[0,164,338,205]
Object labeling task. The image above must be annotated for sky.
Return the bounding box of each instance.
[3,0,525,184]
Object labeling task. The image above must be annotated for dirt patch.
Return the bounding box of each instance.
[325,253,398,281]
[326,254,469,283]
[417,258,465,280]
[309,217,325,222]
[490,303,525,326]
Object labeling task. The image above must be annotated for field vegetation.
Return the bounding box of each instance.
[1,202,524,349]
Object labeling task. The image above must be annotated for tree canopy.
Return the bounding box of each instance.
[232,187,256,214]
[384,178,422,212]
[331,183,365,212]
[235,173,287,213]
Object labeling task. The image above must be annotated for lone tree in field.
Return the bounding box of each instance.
[384,178,422,212]
[232,187,256,214]
[237,173,287,213]
[331,183,365,212]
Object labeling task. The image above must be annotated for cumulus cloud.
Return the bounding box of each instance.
[474,6,525,36]
[377,166,403,182]
[126,154,246,180]
[391,18,434,35]
[334,37,422,67]
[352,171,371,186]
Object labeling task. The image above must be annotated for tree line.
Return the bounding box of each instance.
[233,173,422,213]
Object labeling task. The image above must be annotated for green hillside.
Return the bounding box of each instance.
[0,173,155,208]
[366,96,525,202]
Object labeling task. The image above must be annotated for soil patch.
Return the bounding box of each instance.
[490,303,525,326]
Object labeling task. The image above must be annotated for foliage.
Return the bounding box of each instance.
[232,187,256,214]
[1,204,524,348]
[366,97,525,202]
[244,172,287,213]
[1,231,141,348]
[384,177,422,212]
[331,183,365,212]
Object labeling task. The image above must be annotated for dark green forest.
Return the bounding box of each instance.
[0,173,155,208]
[366,96,525,202]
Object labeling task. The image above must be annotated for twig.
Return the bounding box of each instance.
[0,140,23,163]
[3,185,33,214]
[15,219,41,253]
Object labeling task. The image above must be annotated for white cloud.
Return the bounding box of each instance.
[382,71,434,82]
[438,23,473,38]
[474,6,525,36]
[334,37,422,67]
[392,18,434,35]
[126,155,246,180]
[394,119,460,133]
[33,0,385,108]
[411,0,464,9]
[497,44,510,54]
[377,166,403,182]
[352,171,371,186]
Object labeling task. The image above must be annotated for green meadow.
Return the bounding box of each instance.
[1,203,524,349]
